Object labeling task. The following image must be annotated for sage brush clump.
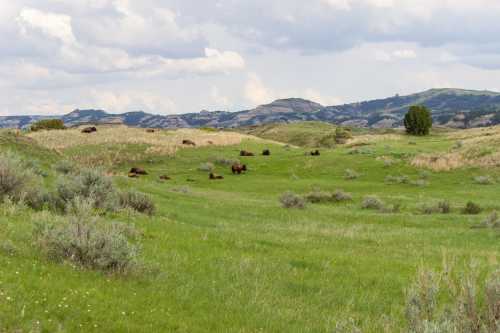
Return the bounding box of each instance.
[33,200,139,273]
[280,191,306,209]
[119,190,156,216]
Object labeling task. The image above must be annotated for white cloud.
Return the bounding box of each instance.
[303,89,343,106]
[17,8,76,44]
[244,73,274,105]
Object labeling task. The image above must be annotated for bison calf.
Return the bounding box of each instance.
[310,150,320,156]
[129,167,148,175]
[262,149,271,156]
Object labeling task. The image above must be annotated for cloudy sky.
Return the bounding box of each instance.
[2,0,500,116]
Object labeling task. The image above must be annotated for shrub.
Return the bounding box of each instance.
[304,190,333,204]
[385,175,410,184]
[410,179,428,187]
[198,162,215,172]
[344,169,360,180]
[55,168,116,211]
[33,207,139,273]
[23,159,48,178]
[304,189,352,204]
[361,196,384,210]
[474,211,500,229]
[335,127,353,144]
[280,192,306,209]
[333,190,353,202]
[213,157,239,166]
[473,175,494,185]
[118,190,155,216]
[462,201,482,215]
[420,201,451,215]
[30,119,65,132]
[0,152,40,202]
[54,160,78,175]
[405,265,499,332]
[404,105,432,136]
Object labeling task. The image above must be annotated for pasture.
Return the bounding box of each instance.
[0,125,498,332]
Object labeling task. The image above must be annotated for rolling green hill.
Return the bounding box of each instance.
[0,126,498,332]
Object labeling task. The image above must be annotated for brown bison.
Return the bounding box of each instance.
[146,129,155,133]
[262,149,271,156]
[240,150,254,157]
[182,139,196,146]
[310,150,320,156]
[231,163,247,174]
[159,175,171,181]
[81,126,97,133]
[209,173,224,180]
[129,167,148,175]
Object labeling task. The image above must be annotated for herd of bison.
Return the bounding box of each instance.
[80,127,320,181]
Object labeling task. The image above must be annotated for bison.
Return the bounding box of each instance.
[81,126,97,134]
[231,163,247,174]
[209,173,224,180]
[146,129,155,133]
[182,139,196,146]
[129,167,148,175]
[159,175,171,181]
[240,150,254,157]
[262,149,271,156]
[310,150,320,156]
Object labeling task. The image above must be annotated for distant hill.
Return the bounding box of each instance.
[2,88,500,129]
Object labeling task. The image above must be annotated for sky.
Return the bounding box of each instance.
[2,0,500,116]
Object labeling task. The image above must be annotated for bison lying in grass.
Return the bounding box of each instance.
[231,164,247,174]
[182,139,196,146]
[81,126,97,134]
[240,150,254,156]
[209,173,224,180]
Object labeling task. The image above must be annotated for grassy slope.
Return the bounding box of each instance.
[0,128,499,332]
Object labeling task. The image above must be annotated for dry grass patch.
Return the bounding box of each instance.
[345,134,402,147]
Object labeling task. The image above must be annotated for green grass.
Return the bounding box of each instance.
[0,129,498,332]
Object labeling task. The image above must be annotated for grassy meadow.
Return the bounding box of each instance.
[0,124,498,332]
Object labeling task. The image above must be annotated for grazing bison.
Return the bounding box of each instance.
[81,126,97,134]
[207,140,214,145]
[129,167,148,175]
[146,129,155,133]
[209,173,224,180]
[182,139,196,146]
[310,150,321,156]
[262,149,271,156]
[159,175,171,181]
[240,150,255,157]
[231,163,247,174]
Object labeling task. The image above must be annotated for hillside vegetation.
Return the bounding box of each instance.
[0,125,498,332]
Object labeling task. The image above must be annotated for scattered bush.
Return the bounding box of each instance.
[361,196,384,210]
[213,157,239,166]
[118,190,156,216]
[54,160,78,175]
[280,191,306,209]
[55,168,116,211]
[0,152,40,203]
[198,162,215,172]
[304,189,352,204]
[473,211,500,229]
[30,119,65,132]
[33,206,139,273]
[420,201,451,215]
[404,105,432,136]
[405,265,499,333]
[410,179,428,187]
[344,169,360,180]
[23,159,48,178]
[473,175,494,185]
[334,127,353,144]
[453,140,464,150]
[462,201,482,215]
[385,175,410,184]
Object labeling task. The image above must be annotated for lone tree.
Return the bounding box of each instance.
[404,105,432,136]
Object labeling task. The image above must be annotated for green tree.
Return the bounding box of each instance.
[404,105,432,136]
[30,119,66,132]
